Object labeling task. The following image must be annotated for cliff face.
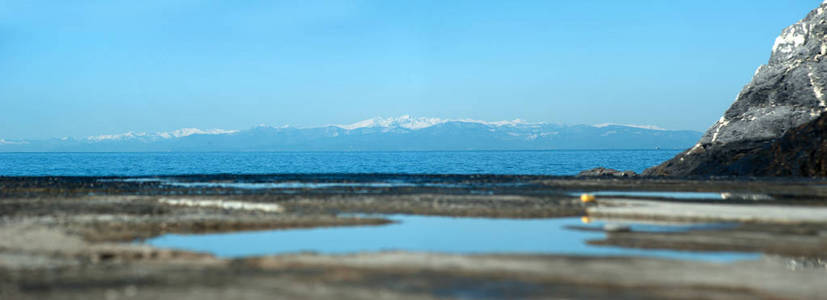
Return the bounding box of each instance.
[646,112,827,177]
[760,112,827,176]
[645,2,827,176]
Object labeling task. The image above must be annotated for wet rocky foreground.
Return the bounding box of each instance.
[1,174,826,299]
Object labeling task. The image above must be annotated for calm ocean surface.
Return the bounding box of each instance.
[0,150,681,176]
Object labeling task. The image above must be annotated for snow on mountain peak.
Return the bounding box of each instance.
[592,123,666,131]
[87,131,147,142]
[157,128,239,139]
[462,118,531,127]
[0,138,28,145]
[336,115,444,130]
[335,116,537,130]
[87,128,238,142]
[60,119,673,143]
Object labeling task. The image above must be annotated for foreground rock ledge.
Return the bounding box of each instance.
[1,175,827,299]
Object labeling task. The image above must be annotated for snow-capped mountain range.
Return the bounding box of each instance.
[0,128,242,145]
[0,116,702,151]
[333,115,532,130]
[86,128,239,142]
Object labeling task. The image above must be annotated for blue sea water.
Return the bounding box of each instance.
[146,214,759,262]
[0,150,681,176]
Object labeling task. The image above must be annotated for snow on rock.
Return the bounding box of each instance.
[697,1,827,146]
[645,1,827,176]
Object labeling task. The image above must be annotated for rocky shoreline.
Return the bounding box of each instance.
[1,175,826,299]
[5,5,827,299]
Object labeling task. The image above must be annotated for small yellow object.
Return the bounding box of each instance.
[580,193,596,203]
[581,216,591,224]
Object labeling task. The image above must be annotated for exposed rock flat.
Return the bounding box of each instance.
[577,167,637,177]
[588,198,827,224]
[1,175,826,299]
[9,251,826,300]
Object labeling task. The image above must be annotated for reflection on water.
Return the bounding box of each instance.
[588,191,723,199]
[586,191,772,200]
[144,215,760,262]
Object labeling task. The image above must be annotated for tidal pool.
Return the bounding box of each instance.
[582,191,775,201]
[145,215,760,262]
[587,191,727,200]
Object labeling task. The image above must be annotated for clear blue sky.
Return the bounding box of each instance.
[0,0,822,139]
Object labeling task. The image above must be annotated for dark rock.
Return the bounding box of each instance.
[647,112,827,177]
[646,3,827,177]
[760,112,827,176]
[603,224,631,232]
[578,168,637,177]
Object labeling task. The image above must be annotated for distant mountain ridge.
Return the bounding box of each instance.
[0,116,702,152]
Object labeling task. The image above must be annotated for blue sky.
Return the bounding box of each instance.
[0,0,822,139]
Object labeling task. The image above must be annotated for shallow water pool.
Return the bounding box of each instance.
[587,191,726,199]
[144,215,760,262]
[581,191,774,201]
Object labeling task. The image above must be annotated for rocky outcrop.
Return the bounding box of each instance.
[577,168,637,177]
[647,112,827,176]
[646,2,827,176]
[758,112,827,176]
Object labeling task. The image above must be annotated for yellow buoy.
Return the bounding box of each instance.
[580,193,596,203]
[580,216,591,224]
